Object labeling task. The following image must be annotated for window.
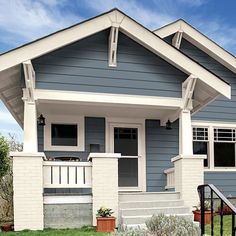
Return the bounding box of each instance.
[192,125,236,169]
[51,124,77,146]
[114,128,138,156]
[193,127,209,167]
[44,115,84,151]
[214,128,236,167]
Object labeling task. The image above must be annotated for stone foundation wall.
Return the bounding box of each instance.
[44,203,92,229]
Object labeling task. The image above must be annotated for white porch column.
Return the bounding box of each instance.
[179,109,193,155]
[172,109,206,209]
[23,101,38,152]
[88,153,121,226]
[11,152,44,231]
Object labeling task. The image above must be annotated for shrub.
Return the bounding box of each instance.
[112,226,150,236]
[0,136,10,179]
[146,214,200,236]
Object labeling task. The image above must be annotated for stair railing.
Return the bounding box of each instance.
[197,184,236,236]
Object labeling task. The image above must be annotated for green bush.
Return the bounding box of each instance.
[0,136,10,179]
[112,226,150,236]
[146,214,200,236]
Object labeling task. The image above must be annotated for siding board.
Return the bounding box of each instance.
[33,30,187,98]
[146,120,179,192]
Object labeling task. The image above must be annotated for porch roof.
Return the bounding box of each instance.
[0,8,231,128]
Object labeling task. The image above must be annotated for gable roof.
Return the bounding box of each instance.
[0,9,231,127]
[154,19,236,74]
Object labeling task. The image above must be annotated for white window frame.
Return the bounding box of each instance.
[44,115,85,151]
[192,127,210,168]
[192,121,236,171]
[105,117,146,192]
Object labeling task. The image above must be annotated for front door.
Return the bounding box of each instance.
[108,120,145,191]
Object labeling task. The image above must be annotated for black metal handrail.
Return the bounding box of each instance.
[198,184,236,236]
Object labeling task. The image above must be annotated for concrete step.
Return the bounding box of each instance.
[122,213,194,225]
[119,192,180,202]
[119,199,185,209]
[121,206,190,216]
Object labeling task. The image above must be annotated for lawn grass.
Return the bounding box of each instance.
[1,227,108,236]
[205,215,233,236]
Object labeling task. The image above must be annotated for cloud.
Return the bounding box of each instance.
[177,0,207,7]
[81,0,175,29]
[0,0,82,51]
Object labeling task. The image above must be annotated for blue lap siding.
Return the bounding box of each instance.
[146,120,179,192]
[32,30,187,97]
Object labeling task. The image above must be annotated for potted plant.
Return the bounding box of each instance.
[193,201,212,225]
[217,204,232,215]
[96,206,116,232]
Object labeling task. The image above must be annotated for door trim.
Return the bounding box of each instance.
[106,117,146,191]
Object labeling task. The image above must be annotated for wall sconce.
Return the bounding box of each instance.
[165,120,172,130]
[37,114,46,126]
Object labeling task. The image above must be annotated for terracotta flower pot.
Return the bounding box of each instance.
[193,210,212,225]
[2,224,13,232]
[96,217,116,232]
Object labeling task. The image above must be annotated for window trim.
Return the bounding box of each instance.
[192,121,236,171]
[44,115,85,151]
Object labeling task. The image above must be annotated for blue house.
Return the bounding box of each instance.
[0,8,235,230]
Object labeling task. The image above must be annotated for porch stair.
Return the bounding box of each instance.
[119,192,193,227]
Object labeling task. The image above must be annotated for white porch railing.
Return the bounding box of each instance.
[164,167,175,189]
[43,161,92,188]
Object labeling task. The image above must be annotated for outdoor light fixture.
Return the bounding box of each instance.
[37,114,46,126]
[165,120,172,130]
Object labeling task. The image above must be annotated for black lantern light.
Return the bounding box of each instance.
[165,119,172,130]
[37,114,46,126]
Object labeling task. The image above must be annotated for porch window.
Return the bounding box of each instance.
[44,115,85,151]
[51,124,77,146]
[193,127,209,167]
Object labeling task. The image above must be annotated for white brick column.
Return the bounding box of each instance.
[172,155,206,208]
[172,109,206,208]
[11,152,44,231]
[88,153,121,226]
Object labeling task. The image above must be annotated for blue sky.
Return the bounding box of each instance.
[0,0,236,141]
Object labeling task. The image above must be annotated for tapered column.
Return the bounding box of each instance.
[172,109,206,208]
[23,101,38,152]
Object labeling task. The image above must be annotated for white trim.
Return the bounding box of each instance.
[10,152,45,157]
[154,19,236,75]
[44,115,85,151]
[108,26,119,67]
[88,152,121,161]
[35,89,183,109]
[22,60,35,102]
[43,195,92,204]
[172,31,183,49]
[106,117,146,191]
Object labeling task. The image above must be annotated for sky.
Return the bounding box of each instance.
[0,0,236,141]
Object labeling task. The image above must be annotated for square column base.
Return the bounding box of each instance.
[171,155,206,209]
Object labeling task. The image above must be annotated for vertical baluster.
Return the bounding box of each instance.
[220,200,223,236]
[200,187,205,235]
[233,213,235,236]
[211,189,214,236]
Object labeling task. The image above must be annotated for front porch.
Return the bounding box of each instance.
[11,79,213,230]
